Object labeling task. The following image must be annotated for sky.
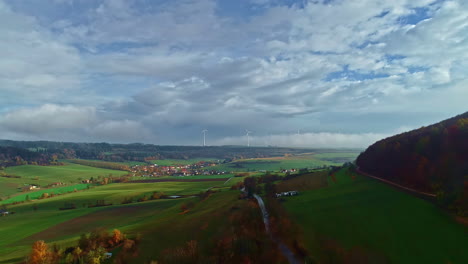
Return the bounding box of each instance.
[0,0,467,148]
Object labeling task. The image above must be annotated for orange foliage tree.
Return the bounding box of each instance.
[111,229,123,246]
[27,240,50,264]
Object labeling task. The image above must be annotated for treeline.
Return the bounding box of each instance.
[0,146,59,167]
[24,228,138,264]
[68,159,130,171]
[0,139,317,165]
[356,112,468,216]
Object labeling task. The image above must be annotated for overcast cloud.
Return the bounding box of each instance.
[0,0,466,148]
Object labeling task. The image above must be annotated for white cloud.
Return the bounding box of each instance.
[0,0,466,145]
[0,104,154,143]
[0,1,82,105]
[0,104,96,135]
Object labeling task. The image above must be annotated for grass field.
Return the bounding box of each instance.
[207,154,350,172]
[312,152,360,163]
[121,161,148,166]
[71,159,148,167]
[0,184,90,205]
[149,158,219,166]
[281,168,468,264]
[0,164,128,199]
[151,173,235,181]
[0,178,230,264]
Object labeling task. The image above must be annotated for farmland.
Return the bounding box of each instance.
[151,173,235,180]
[0,178,233,263]
[149,158,219,166]
[280,168,468,264]
[0,164,128,199]
[1,148,464,263]
[206,152,358,172]
[0,184,89,205]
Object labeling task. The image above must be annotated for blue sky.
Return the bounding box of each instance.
[0,0,467,147]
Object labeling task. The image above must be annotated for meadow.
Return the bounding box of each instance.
[206,153,355,172]
[0,178,232,264]
[149,158,219,166]
[312,152,360,163]
[281,168,468,264]
[0,184,89,205]
[0,164,128,199]
[146,173,235,181]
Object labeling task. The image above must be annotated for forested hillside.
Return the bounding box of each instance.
[0,139,349,167]
[0,146,58,167]
[356,112,468,216]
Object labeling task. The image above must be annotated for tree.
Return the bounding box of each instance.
[50,244,62,264]
[78,234,89,251]
[65,253,74,264]
[243,177,259,196]
[264,182,277,198]
[85,246,106,264]
[27,240,50,264]
[111,229,123,245]
[72,247,83,263]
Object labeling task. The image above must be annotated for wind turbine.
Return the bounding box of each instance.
[202,129,208,147]
[245,130,252,147]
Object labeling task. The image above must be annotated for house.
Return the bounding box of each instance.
[275,191,299,198]
[49,182,64,187]
[104,253,112,259]
[22,184,40,191]
[0,209,9,216]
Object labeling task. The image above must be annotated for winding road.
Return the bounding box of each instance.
[253,194,301,264]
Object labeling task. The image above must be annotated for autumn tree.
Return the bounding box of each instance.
[27,240,50,264]
[111,229,123,246]
[85,246,106,264]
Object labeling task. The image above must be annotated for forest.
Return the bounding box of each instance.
[356,112,468,216]
[0,139,354,168]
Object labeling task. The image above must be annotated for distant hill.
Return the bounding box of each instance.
[0,139,333,166]
[356,112,468,216]
[0,146,55,167]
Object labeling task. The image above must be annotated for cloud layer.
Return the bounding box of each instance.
[0,0,467,147]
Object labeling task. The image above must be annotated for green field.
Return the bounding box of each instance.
[149,158,219,166]
[281,169,468,264]
[0,178,232,264]
[0,184,90,205]
[148,173,235,181]
[312,152,360,163]
[207,154,345,172]
[71,159,148,167]
[0,164,128,199]
[121,161,148,166]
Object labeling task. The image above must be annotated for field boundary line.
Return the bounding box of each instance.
[356,167,436,197]
[224,177,232,185]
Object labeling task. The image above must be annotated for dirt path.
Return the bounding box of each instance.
[223,177,232,185]
[356,167,436,197]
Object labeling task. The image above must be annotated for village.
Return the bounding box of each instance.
[130,160,228,177]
